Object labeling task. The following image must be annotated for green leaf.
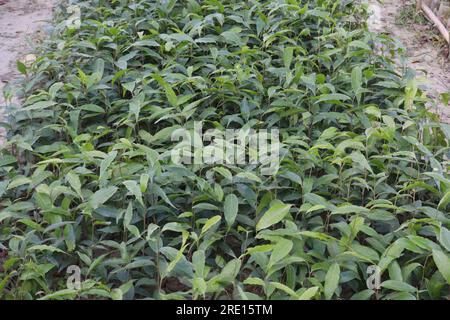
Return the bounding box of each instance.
[192,250,205,277]
[124,202,133,227]
[283,47,294,69]
[256,200,292,231]
[298,287,319,300]
[201,215,221,236]
[140,174,150,193]
[90,186,118,209]
[17,60,27,74]
[432,249,450,284]
[151,73,178,107]
[7,176,31,190]
[332,204,369,216]
[268,239,293,268]
[220,28,242,46]
[315,93,351,104]
[123,180,144,206]
[110,288,123,300]
[246,244,274,254]
[99,151,117,186]
[351,66,362,92]
[213,167,233,181]
[64,224,76,252]
[381,280,417,293]
[127,225,141,238]
[22,101,57,111]
[438,190,450,210]
[224,194,239,227]
[439,226,450,252]
[39,289,78,300]
[28,245,64,254]
[67,171,83,199]
[350,289,375,300]
[350,151,373,173]
[324,263,340,300]
[270,282,299,299]
[243,277,265,286]
[17,219,44,232]
[129,92,145,121]
[79,104,105,113]
[349,40,371,51]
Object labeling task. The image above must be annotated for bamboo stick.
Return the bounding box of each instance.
[416,0,422,12]
[421,1,450,45]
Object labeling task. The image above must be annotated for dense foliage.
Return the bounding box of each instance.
[0,0,450,300]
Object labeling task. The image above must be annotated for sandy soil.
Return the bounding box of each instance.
[367,0,450,123]
[0,0,54,144]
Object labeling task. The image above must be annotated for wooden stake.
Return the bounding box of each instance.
[420,1,450,57]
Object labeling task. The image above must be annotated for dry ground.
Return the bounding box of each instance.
[367,0,450,122]
[0,0,54,143]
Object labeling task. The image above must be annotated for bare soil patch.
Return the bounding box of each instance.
[367,0,450,122]
[0,0,54,143]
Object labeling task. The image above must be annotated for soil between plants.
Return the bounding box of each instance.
[0,0,54,144]
[367,0,450,123]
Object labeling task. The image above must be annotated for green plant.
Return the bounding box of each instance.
[0,0,449,300]
[396,2,429,26]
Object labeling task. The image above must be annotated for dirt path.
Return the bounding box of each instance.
[367,0,450,122]
[0,0,54,144]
